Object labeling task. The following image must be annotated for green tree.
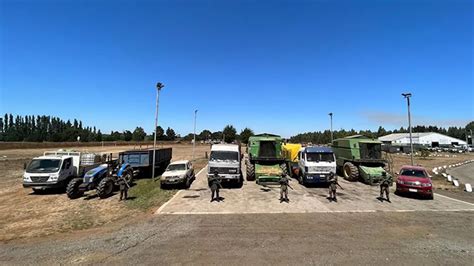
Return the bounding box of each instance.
[132,127,146,141]
[198,129,212,141]
[239,127,254,144]
[166,127,176,140]
[123,130,133,141]
[223,125,237,143]
[96,130,103,142]
[155,126,165,140]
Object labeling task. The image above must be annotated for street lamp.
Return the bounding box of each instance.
[402,92,414,166]
[328,112,333,144]
[152,82,164,181]
[193,109,198,161]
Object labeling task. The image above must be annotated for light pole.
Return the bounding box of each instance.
[152,82,164,181]
[328,112,333,144]
[193,109,198,161]
[402,93,414,166]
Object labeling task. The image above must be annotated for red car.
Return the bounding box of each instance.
[396,165,434,200]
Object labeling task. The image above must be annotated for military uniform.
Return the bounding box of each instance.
[118,176,128,201]
[380,172,392,202]
[209,173,222,202]
[279,175,290,202]
[328,173,338,201]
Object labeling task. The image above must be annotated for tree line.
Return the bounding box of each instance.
[289,122,474,144]
[1,113,471,145]
[0,114,177,142]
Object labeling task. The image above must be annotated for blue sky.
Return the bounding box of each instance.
[1,0,472,138]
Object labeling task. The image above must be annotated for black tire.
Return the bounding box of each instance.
[97,177,115,199]
[343,162,359,181]
[32,188,45,194]
[246,160,255,181]
[66,178,84,199]
[184,177,191,189]
[160,182,166,189]
[427,193,434,200]
[237,174,244,188]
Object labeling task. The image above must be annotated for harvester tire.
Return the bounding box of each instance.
[66,178,84,199]
[246,161,255,181]
[343,162,359,181]
[280,163,289,177]
[97,177,115,199]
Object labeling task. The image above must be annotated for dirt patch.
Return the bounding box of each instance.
[0,144,210,242]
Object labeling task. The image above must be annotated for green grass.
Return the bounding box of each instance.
[125,178,178,211]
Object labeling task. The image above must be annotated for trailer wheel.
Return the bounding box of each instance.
[246,160,255,181]
[343,162,359,181]
[97,177,114,199]
[66,178,84,199]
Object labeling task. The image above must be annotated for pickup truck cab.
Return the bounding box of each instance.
[207,144,242,186]
[23,150,102,193]
[298,146,337,185]
[160,160,194,188]
[396,165,433,199]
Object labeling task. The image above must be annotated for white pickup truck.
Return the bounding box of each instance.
[298,146,337,185]
[207,144,243,186]
[23,150,102,192]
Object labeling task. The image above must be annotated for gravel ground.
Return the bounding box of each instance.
[0,211,472,265]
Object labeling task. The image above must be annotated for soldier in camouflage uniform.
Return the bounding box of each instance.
[279,174,292,202]
[118,175,129,201]
[328,172,338,202]
[380,172,392,202]
[209,171,222,202]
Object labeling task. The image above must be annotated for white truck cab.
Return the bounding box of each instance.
[207,144,242,186]
[23,150,101,192]
[298,146,336,185]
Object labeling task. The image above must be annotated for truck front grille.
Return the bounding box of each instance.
[30,176,49,182]
[209,167,239,175]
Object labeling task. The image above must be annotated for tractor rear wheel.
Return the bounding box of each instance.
[66,178,84,199]
[97,177,115,199]
[343,162,359,181]
[246,160,255,181]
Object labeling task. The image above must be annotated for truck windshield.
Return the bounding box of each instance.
[400,169,427,178]
[306,153,335,162]
[210,151,238,161]
[167,164,186,171]
[26,159,61,173]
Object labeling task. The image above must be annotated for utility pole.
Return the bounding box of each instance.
[193,109,198,161]
[328,112,333,144]
[152,82,164,181]
[402,93,414,166]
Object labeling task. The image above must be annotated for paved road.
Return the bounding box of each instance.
[447,162,474,185]
[157,165,474,214]
[1,212,472,265]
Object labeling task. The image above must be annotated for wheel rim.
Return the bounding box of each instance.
[344,165,351,177]
[105,181,113,195]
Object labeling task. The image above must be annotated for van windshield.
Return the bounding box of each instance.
[26,159,61,173]
[210,151,238,161]
[401,169,427,178]
[306,153,335,162]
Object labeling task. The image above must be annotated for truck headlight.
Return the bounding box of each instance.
[23,175,31,182]
[49,175,59,181]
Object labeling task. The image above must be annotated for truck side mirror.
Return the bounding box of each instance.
[23,162,27,170]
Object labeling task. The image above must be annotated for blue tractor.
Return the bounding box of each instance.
[67,161,134,199]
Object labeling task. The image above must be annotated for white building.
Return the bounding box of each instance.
[378,132,466,147]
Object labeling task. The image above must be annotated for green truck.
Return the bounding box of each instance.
[332,135,388,185]
[246,134,288,184]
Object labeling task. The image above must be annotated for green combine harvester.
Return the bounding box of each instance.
[332,135,388,185]
[246,134,288,184]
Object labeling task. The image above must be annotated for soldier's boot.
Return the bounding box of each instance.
[124,190,128,200]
